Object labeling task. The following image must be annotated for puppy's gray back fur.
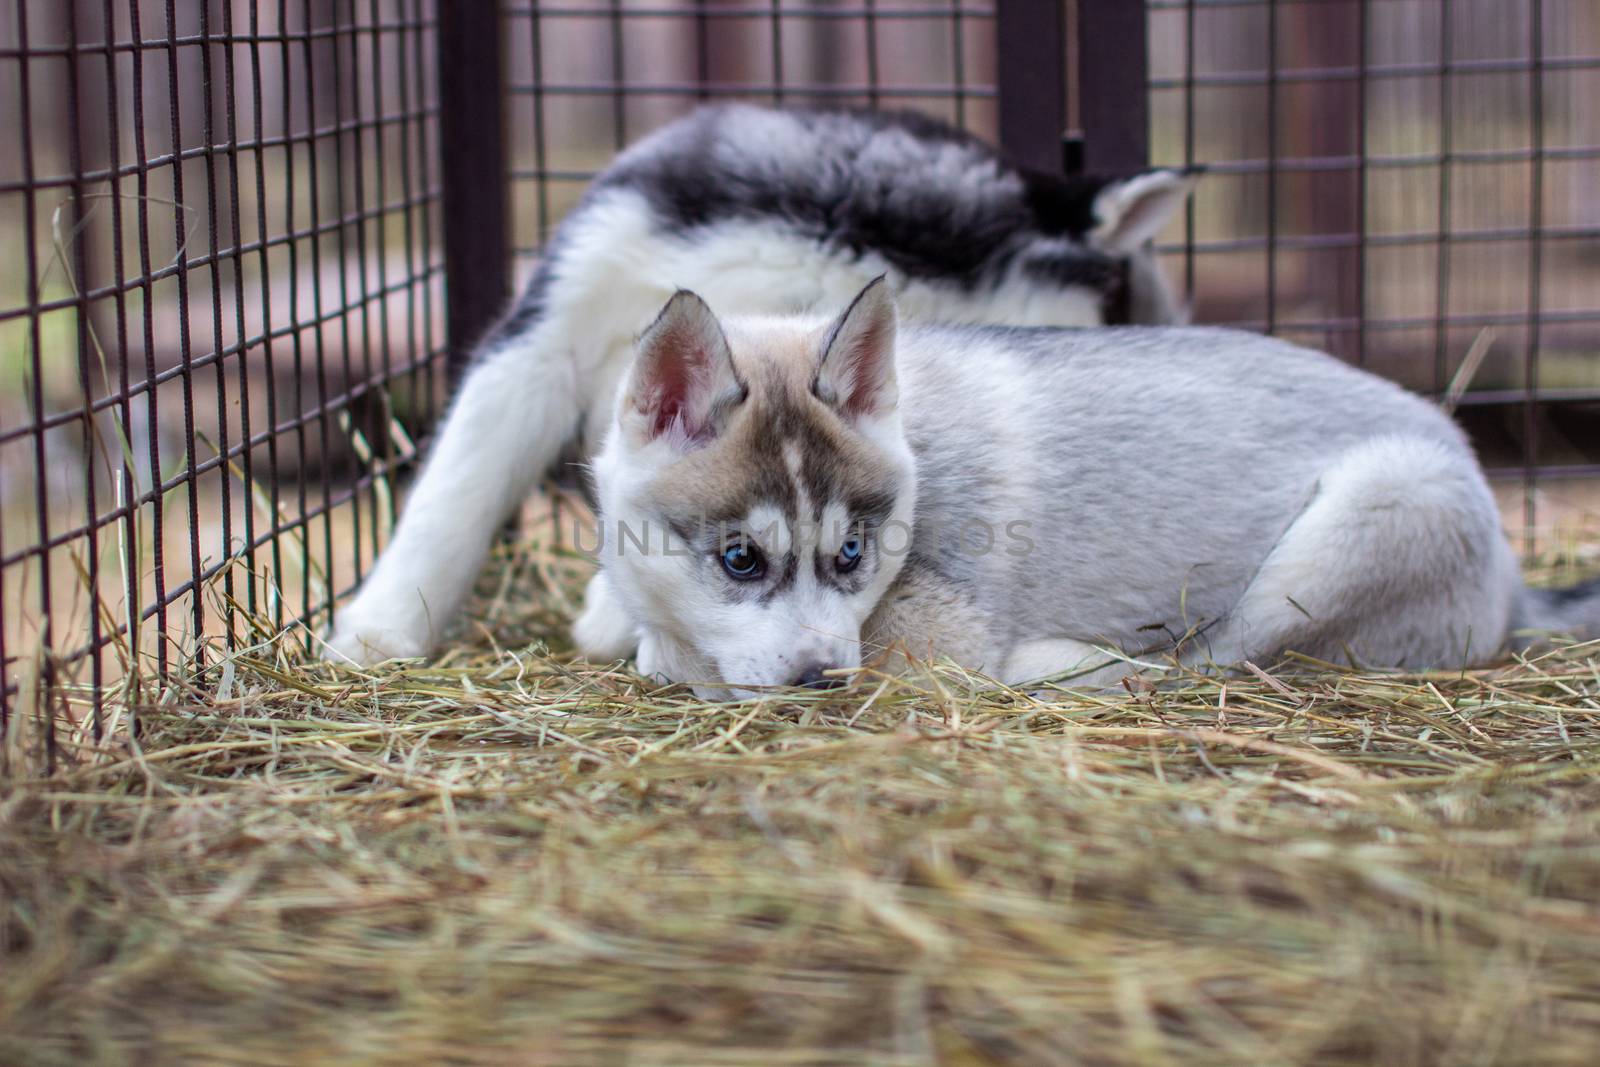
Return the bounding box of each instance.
[897,326,1485,647]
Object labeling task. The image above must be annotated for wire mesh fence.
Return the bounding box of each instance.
[502,1,1001,275]
[1146,0,1600,493]
[0,0,445,738]
[1,0,1597,739]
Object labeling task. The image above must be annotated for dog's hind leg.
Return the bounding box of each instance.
[1196,435,1520,671]
[324,330,582,665]
[1001,638,1138,688]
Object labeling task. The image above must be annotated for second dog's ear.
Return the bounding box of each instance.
[815,277,899,420]
[625,290,744,447]
[1088,168,1199,255]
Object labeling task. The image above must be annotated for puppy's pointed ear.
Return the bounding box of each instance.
[815,277,898,420]
[1088,168,1199,255]
[624,290,744,447]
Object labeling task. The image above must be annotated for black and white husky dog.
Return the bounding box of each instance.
[326,105,1200,664]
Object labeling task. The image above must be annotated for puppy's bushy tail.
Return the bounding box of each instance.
[1513,578,1600,646]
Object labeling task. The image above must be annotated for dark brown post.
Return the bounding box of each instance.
[1075,0,1149,174]
[997,0,1068,174]
[437,0,510,374]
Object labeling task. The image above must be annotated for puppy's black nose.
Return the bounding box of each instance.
[794,665,843,690]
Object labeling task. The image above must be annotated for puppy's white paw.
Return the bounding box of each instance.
[572,571,639,662]
[635,630,666,681]
[322,596,431,666]
[322,624,428,666]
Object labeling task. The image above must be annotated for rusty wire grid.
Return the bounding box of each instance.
[502,1,1001,268]
[0,0,445,739]
[1146,0,1600,507]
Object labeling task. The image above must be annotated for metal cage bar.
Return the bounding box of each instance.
[436,1,507,372]
[996,0,1066,173]
[1076,0,1150,174]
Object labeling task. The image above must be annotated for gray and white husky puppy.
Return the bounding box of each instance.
[578,279,1598,698]
[326,105,1198,664]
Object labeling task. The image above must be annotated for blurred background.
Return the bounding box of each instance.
[1,0,1597,715]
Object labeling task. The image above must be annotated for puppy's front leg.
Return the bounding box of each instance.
[572,570,639,662]
[324,337,580,665]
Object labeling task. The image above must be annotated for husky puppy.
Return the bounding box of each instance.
[326,105,1198,665]
[577,279,1599,698]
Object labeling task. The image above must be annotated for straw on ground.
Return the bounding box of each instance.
[3,538,1599,1066]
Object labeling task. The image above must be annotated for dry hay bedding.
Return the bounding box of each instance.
[4,540,1600,1066]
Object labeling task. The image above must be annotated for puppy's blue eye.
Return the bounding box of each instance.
[721,542,765,580]
[836,537,863,573]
